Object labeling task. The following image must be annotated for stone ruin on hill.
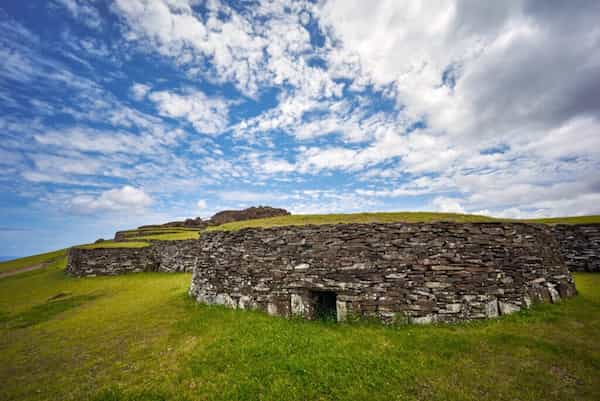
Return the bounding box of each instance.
[64,221,597,324]
[134,206,290,231]
[208,206,290,225]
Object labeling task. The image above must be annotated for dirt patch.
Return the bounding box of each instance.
[0,263,47,279]
[0,256,62,279]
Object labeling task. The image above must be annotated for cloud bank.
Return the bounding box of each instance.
[1,1,599,254]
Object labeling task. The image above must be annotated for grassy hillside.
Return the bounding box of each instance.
[1,253,599,401]
[0,249,66,274]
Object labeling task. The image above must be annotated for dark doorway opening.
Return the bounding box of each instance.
[313,291,337,321]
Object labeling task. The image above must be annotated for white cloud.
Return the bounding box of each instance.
[54,0,102,30]
[112,0,345,101]
[112,0,267,96]
[33,127,181,155]
[130,82,151,100]
[196,199,207,209]
[4,0,600,226]
[215,190,291,203]
[148,90,230,135]
[318,0,600,149]
[31,154,103,176]
[70,186,153,214]
[431,197,465,214]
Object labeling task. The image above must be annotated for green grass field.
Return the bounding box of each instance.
[0,249,66,274]
[1,253,599,401]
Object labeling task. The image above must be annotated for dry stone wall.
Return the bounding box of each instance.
[66,240,199,276]
[189,222,576,324]
[153,240,201,273]
[552,224,600,272]
[67,247,157,276]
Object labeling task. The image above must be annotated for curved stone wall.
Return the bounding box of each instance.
[66,240,199,276]
[552,224,600,272]
[189,222,576,324]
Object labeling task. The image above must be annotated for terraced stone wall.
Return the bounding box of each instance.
[189,223,576,324]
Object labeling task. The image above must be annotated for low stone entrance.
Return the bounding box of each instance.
[313,291,337,321]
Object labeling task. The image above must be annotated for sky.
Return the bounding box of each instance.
[1,0,600,257]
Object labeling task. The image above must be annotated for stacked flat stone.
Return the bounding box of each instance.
[66,240,199,276]
[552,224,600,272]
[188,222,577,324]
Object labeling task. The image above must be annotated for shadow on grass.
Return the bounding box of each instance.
[1,292,103,329]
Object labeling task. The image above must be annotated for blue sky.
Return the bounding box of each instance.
[1,0,600,257]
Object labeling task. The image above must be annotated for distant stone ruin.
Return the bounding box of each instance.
[208,206,290,226]
[116,206,290,238]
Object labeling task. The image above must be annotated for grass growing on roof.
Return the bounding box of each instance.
[207,211,502,231]
[119,227,201,234]
[206,212,600,232]
[76,241,150,249]
[524,215,600,224]
[1,252,599,401]
[127,231,200,241]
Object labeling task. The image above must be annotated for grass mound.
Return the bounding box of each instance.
[1,254,599,401]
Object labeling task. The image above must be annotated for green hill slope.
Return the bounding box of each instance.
[0,249,66,275]
[0,253,599,401]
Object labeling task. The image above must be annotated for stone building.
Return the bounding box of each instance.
[189,222,577,324]
[552,224,600,272]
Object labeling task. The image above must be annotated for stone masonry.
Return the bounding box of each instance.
[552,224,600,272]
[189,222,577,324]
[66,240,199,276]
